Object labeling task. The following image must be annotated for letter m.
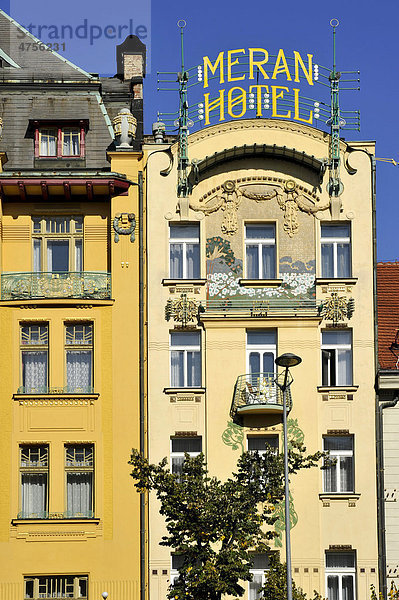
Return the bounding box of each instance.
[203,52,224,89]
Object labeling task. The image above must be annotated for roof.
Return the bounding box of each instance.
[377,262,399,369]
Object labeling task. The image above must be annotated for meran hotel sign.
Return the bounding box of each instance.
[200,48,315,125]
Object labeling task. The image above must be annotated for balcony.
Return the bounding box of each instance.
[201,298,321,319]
[16,510,95,519]
[230,372,292,421]
[16,385,94,395]
[1,271,111,300]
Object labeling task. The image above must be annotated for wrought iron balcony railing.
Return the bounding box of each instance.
[203,297,320,317]
[16,386,95,395]
[1,271,111,300]
[17,510,95,519]
[230,372,292,420]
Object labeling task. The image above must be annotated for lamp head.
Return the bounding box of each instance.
[275,353,302,368]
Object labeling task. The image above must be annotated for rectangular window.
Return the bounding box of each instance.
[249,553,270,600]
[325,552,356,600]
[20,324,48,393]
[171,437,202,476]
[32,216,83,273]
[169,224,200,279]
[20,445,48,518]
[24,576,88,600]
[171,554,185,586]
[247,436,279,455]
[323,436,354,493]
[322,331,352,386]
[37,125,84,158]
[170,331,201,387]
[245,224,276,279]
[65,323,93,393]
[65,445,94,518]
[321,224,351,278]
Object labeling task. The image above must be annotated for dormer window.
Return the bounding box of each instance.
[33,121,86,158]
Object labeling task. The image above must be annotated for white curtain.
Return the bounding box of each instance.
[327,576,339,600]
[249,574,263,600]
[22,351,47,392]
[246,246,258,278]
[170,244,183,278]
[171,351,184,387]
[342,576,354,600]
[66,350,92,392]
[321,244,334,277]
[172,456,185,476]
[262,245,275,278]
[340,457,353,492]
[33,239,42,272]
[67,473,92,516]
[337,244,350,278]
[187,351,200,387]
[40,133,56,156]
[75,240,83,272]
[337,350,352,385]
[324,460,337,493]
[185,243,200,278]
[21,473,47,517]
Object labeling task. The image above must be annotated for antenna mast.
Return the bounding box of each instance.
[176,20,190,198]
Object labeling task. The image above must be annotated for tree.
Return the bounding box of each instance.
[262,553,324,600]
[129,441,323,600]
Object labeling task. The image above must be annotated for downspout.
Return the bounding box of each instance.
[138,170,147,600]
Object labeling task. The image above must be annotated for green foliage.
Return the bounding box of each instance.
[371,582,399,600]
[262,554,324,600]
[130,441,323,600]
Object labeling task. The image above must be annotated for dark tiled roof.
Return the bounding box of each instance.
[377,262,399,369]
[0,10,92,81]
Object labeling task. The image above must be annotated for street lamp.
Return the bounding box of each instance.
[275,353,302,600]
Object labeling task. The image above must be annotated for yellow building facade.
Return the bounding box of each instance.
[145,118,379,600]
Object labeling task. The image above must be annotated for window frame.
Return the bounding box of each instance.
[246,329,277,375]
[64,322,94,394]
[169,223,200,280]
[24,575,88,600]
[169,330,202,388]
[245,223,276,279]
[19,444,49,519]
[32,216,84,273]
[248,553,270,600]
[247,435,279,456]
[320,223,352,279]
[20,323,49,394]
[321,330,353,387]
[34,121,86,158]
[325,551,356,600]
[323,435,354,494]
[170,436,202,476]
[65,444,94,518]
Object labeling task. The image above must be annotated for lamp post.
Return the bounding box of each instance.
[275,353,302,600]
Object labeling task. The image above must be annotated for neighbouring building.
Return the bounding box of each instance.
[145,117,379,600]
[376,261,399,597]
[0,10,146,600]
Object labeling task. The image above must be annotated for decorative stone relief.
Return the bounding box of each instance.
[321,293,354,326]
[113,213,136,243]
[221,421,244,452]
[165,293,199,327]
[190,177,330,237]
[112,108,137,147]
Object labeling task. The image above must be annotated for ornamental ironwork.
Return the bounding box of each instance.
[113,212,136,243]
[1,272,111,301]
[165,293,199,327]
[320,292,354,325]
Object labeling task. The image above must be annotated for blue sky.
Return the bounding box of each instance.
[1,0,398,261]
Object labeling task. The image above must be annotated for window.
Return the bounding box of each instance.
[65,323,93,393]
[245,224,276,279]
[249,553,269,600]
[32,216,83,273]
[169,224,200,279]
[171,554,185,586]
[321,224,351,278]
[247,330,276,375]
[35,124,85,158]
[24,576,88,600]
[321,331,352,386]
[20,324,48,393]
[171,437,202,476]
[19,445,48,518]
[323,436,354,493]
[325,552,356,600]
[247,436,279,455]
[170,331,201,387]
[65,445,94,518]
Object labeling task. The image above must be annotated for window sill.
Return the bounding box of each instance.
[162,279,207,286]
[163,387,206,395]
[319,493,360,507]
[13,392,99,400]
[315,278,358,285]
[239,279,283,288]
[317,386,358,393]
[11,517,100,525]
